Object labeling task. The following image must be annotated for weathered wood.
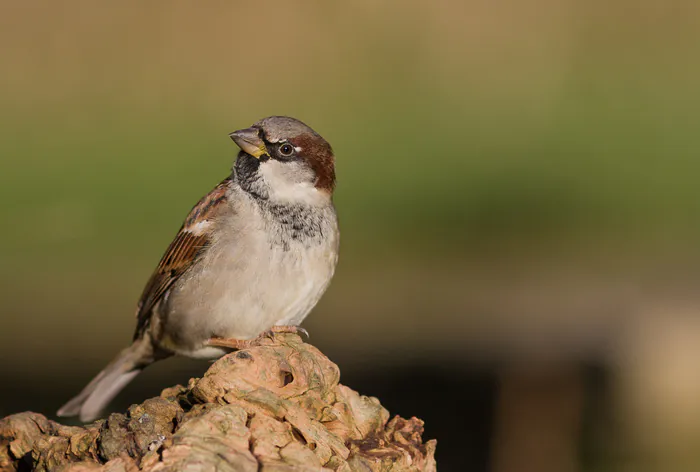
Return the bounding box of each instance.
[0,333,436,471]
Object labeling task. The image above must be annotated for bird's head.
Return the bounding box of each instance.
[230,116,335,205]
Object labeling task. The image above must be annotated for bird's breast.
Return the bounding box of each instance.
[164,197,338,353]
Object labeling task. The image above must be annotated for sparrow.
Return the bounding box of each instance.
[57,116,339,422]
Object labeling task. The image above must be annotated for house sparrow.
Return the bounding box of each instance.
[57,116,339,422]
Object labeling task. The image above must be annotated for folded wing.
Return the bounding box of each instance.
[133,177,232,340]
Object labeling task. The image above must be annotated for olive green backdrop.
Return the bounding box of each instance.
[2,2,700,471]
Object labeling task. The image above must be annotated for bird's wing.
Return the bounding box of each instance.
[133,177,232,340]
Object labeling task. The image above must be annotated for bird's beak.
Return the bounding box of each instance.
[229,127,269,159]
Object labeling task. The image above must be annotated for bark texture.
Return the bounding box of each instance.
[0,333,437,471]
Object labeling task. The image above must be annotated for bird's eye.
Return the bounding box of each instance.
[279,143,295,157]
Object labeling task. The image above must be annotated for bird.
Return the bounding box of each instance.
[57,116,340,422]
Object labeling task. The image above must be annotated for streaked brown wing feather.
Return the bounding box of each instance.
[133,177,231,340]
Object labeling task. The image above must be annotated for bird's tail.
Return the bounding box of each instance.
[57,336,160,422]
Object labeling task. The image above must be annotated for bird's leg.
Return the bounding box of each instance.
[267,325,309,339]
[205,337,258,350]
[205,326,309,351]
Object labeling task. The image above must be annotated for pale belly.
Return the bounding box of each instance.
[160,223,338,358]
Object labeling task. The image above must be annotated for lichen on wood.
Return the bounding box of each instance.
[0,333,437,471]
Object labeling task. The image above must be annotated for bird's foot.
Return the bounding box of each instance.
[268,325,309,339]
[205,336,258,350]
[205,326,308,351]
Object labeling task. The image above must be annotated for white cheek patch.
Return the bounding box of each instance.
[259,160,327,206]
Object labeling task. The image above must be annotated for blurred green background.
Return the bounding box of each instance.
[2,1,700,471]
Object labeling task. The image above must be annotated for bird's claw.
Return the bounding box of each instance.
[206,326,309,351]
[267,325,309,339]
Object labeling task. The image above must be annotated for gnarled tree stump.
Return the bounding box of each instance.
[0,333,436,471]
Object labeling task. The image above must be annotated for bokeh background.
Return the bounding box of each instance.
[2,1,700,471]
